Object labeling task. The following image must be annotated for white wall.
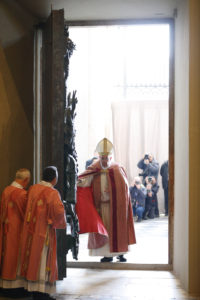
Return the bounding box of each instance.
[64,0,175,20]
[173,0,189,290]
[17,0,178,20]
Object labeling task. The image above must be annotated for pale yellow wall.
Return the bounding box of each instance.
[0,1,36,48]
[0,1,34,193]
[189,0,200,295]
[4,34,34,130]
[0,39,33,192]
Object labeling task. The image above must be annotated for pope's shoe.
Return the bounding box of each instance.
[100,256,113,262]
[116,255,127,262]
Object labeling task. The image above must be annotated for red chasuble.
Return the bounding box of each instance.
[0,185,27,279]
[76,186,109,248]
[20,184,66,283]
[76,161,136,253]
[76,186,108,236]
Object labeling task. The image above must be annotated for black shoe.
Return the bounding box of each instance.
[100,256,113,262]
[136,217,142,222]
[1,288,31,298]
[32,292,56,300]
[48,296,56,300]
[116,255,127,262]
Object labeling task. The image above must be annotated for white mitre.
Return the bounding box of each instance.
[96,138,113,156]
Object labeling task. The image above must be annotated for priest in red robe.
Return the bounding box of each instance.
[76,138,136,263]
[0,168,31,289]
[20,166,66,300]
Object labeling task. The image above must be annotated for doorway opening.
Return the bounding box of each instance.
[66,21,173,268]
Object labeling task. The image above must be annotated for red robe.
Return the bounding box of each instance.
[20,183,66,283]
[0,184,27,280]
[76,161,136,253]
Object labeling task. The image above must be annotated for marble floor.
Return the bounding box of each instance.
[55,215,197,299]
[0,268,198,300]
[0,216,199,299]
[55,268,199,300]
[67,215,169,265]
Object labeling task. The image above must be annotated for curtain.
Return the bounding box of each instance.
[112,100,168,213]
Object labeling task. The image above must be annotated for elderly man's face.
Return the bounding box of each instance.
[100,155,111,168]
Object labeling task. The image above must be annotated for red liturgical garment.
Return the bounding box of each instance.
[0,184,27,280]
[20,183,66,283]
[77,161,136,254]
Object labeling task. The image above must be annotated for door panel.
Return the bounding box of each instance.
[41,9,78,280]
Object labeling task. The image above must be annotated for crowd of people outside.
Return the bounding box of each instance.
[129,153,169,222]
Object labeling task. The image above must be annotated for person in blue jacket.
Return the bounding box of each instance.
[143,176,159,219]
[137,153,159,184]
[129,176,147,222]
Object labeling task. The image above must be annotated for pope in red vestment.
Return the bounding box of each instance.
[0,168,31,284]
[20,166,66,297]
[76,138,136,262]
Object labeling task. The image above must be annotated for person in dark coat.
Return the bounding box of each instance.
[137,153,159,184]
[143,176,159,219]
[129,176,147,222]
[160,160,169,216]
